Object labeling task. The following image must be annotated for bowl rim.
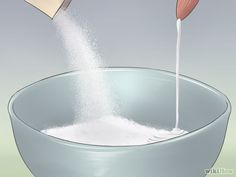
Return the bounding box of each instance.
[8,67,232,149]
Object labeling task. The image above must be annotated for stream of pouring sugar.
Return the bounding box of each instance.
[42,12,187,146]
[53,11,115,121]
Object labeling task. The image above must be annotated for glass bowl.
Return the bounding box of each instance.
[8,68,231,177]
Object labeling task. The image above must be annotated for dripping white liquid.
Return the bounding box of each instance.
[175,19,182,129]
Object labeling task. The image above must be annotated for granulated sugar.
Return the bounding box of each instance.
[42,115,186,146]
[42,12,187,146]
[53,12,115,121]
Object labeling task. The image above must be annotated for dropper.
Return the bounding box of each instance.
[176,0,199,21]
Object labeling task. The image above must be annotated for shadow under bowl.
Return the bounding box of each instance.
[9,67,231,177]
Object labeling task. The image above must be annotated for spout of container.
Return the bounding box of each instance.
[25,0,72,19]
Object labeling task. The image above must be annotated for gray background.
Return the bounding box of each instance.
[0,0,235,176]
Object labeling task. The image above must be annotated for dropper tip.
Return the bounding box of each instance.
[176,0,199,21]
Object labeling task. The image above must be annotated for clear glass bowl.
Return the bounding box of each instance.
[9,68,231,177]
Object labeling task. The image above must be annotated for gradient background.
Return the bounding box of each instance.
[0,0,235,176]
